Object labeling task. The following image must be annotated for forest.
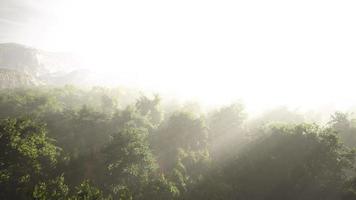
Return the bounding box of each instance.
[1,86,356,200]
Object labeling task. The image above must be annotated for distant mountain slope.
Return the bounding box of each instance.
[0,43,81,75]
[0,43,94,88]
[0,43,43,76]
[0,68,42,88]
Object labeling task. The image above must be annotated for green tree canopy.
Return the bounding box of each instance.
[0,117,59,199]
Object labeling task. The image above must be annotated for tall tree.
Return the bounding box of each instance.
[0,117,59,199]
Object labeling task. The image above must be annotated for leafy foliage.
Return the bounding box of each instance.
[0,117,59,199]
[1,86,356,200]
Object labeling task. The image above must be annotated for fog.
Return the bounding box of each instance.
[2,1,356,199]
[1,0,356,111]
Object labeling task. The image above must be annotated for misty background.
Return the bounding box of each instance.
[1,0,356,113]
[3,1,356,200]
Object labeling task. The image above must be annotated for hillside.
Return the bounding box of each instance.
[0,43,90,87]
[0,43,43,76]
[0,68,42,88]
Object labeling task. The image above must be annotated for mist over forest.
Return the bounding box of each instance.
[2,0,356,199]
[1,84,356,200]
[0,43,356,200]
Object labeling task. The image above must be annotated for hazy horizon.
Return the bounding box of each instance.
[3,1,356,199]
[1,0,356,112]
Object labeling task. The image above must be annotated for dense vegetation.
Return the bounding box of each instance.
[1,86,356,199]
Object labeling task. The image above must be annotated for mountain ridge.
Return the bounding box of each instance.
[0,43,94,87]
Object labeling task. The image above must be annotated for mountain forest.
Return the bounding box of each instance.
[0,85,356,200]
[1,0,355,197]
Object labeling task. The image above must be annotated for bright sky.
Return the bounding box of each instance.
[1,0,356,110]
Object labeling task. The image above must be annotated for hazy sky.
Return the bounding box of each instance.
[1,0,356,110]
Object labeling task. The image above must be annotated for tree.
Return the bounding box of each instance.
[71,180,109,200]
[207,103,247,161]
[152,112,210,196]
[33,175,69,200]
[0,117,59,199]
[142,175,180,200]
[328,112,356,148]
[102,127,157,199]
[111,105,152,132]
[33,177,110,200]
[153,112,208,171]
[135,95,163,127]
[218,124,355,200]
